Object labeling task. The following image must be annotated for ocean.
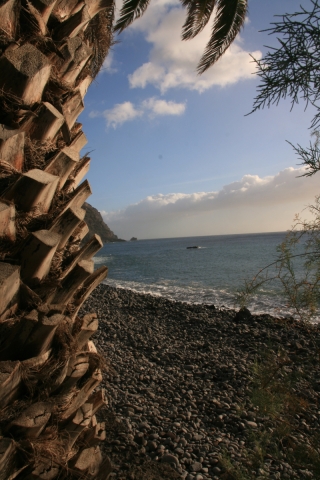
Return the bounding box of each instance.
[93,232,313,319]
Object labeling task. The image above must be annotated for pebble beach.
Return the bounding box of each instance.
[81,284,320,480]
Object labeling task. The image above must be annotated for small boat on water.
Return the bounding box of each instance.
[187,246,199,249]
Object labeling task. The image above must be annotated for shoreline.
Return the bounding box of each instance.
[82,284,320,480]
[101,279,316,322]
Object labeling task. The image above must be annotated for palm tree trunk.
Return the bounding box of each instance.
[0,1,114,477]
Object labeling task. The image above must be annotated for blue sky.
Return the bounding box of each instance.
[79,0,319,239]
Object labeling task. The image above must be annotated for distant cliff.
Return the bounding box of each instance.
[83,203,124,243]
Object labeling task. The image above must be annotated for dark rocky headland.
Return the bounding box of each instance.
[81,284,320,480]
[83,203,125,243]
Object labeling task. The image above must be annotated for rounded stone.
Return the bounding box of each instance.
[161,454,180,467]
[191,462,202,472]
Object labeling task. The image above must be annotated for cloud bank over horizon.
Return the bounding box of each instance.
[101,167,320,239]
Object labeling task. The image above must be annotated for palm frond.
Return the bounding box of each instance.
[114,0,248,74]
[197,0,247,74]
[181,0,217,40]
[114,0,151,33]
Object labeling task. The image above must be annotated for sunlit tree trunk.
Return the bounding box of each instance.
[0,1,114,477]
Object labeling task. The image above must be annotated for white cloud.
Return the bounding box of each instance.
[124,2,262,93]
[100,52,117,74]
[90,101,142,128]
[101,167,320,238]
[90,97,186,128]
[142,97,186,116]
[130,63,165,89]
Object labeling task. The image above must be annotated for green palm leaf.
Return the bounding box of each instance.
[181,0,217,40]
[114,0,151,33]
[197,0,247,73]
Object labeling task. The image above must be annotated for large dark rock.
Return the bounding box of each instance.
[83,202,125,244]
